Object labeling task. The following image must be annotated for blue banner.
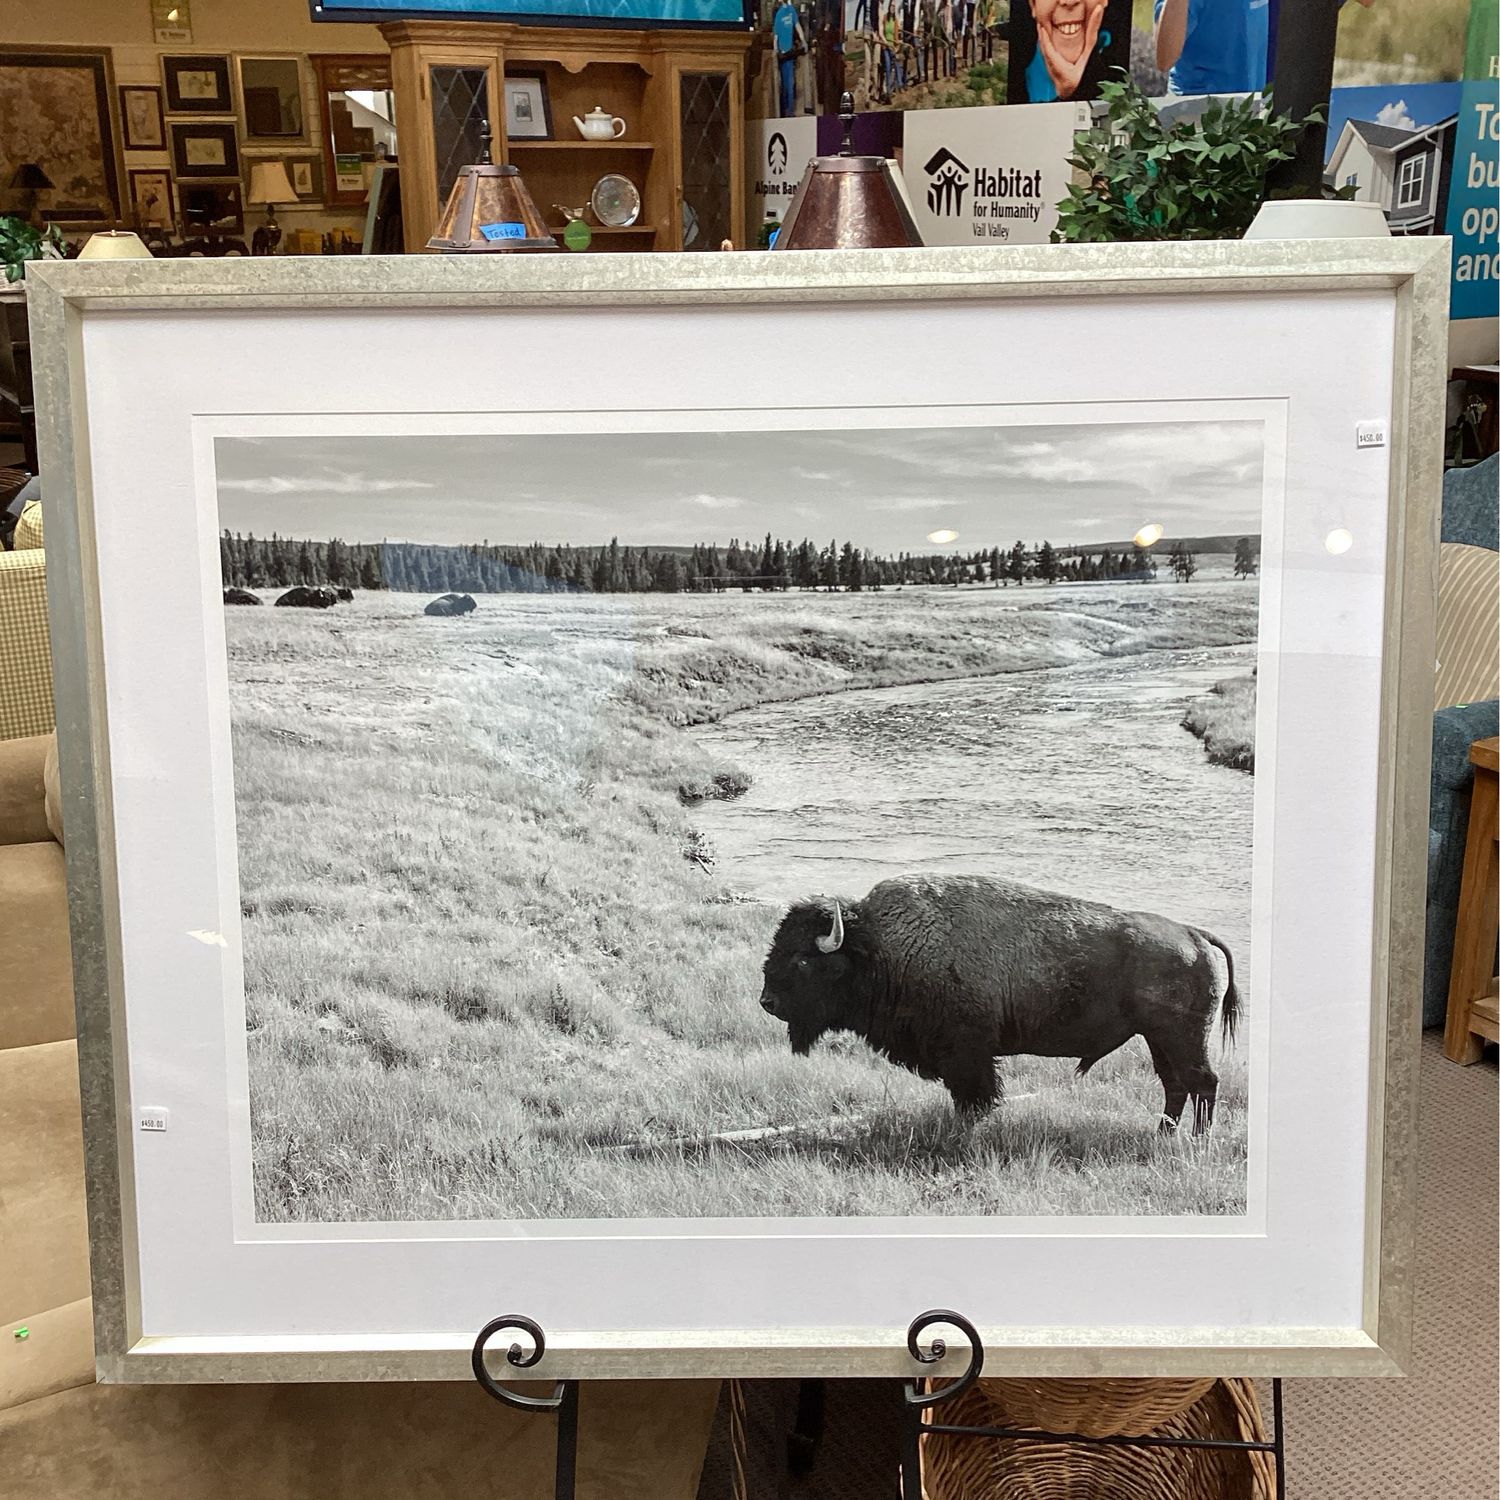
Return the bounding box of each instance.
[313,0,749,22]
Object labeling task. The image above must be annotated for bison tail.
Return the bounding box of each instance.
[1201,932,1242,1049]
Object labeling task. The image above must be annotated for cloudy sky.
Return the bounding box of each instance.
[214,420,1264,553]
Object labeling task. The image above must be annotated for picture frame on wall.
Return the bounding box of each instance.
[503,70,552,140]
[25,241,1444,1386]
[242,152,325,204]
[126,167,175,231]
[0,47,124,224]
[171,121,240,179]
[176,179,244,236]
[235,54,307,143]
[119,84,167,150]
[161,53,233,114]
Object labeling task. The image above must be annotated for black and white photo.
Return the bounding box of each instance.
[217,415,1265,1225]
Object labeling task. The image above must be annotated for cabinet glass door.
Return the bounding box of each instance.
[429,65,491,209]
[678,72,731,251]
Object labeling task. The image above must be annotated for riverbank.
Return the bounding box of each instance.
[1182,672,1257,772]
[232,581,1255,1223]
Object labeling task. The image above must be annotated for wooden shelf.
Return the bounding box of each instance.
[508,139,656,151]
[547,223,659,235]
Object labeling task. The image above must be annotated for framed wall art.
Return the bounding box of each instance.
[171,121,241,179]
[244,151,325,202]
[28,241,1445,1384]
[503,70,553,140]
[0,47,124,224]
[162,53,233,114]
[126,167,175,231]
[119,84,167,150]
[176,180,244,235]
[235,55,307,143]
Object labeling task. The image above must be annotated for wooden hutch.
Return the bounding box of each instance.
[382,20,751,254]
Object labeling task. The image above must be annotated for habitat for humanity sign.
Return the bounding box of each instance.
[902,102,1087,248]
[748,117,817,244]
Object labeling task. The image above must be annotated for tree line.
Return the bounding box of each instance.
[219,531,1260,595]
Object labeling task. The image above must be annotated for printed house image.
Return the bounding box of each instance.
[1324,113,1458,235]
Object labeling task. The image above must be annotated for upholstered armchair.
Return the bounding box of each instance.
[1425,455,1499,1027]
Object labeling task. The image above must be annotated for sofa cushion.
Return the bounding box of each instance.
[13,499,42,552]
[0,840,74,1050]
[1435,542,1500,710]
[0,545,53,739]
[0,733,50,846]
[1,1297,93,1410]
[0,1375,720,1499]
[43,733,62,846]
[0,1040,90,1330]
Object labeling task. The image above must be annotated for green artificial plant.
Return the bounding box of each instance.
[0,216,66,283]
[1053,75,1330,244]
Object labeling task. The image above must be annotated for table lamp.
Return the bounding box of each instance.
[772,95,923,252]
[427,127,556,253]
[77,231,153,260]
[247,160,297,254]
[8,162,53,226]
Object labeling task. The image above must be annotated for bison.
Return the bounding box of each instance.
[759,874,1240,1134]
[424,592,477,617]
[275,586,337,609]
[222,587,262,605]
[335,586,354,602]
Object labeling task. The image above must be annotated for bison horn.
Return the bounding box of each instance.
[816,899,844,954]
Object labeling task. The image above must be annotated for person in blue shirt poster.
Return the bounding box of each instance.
[772,0,803,115]
[1154,0,1271,96]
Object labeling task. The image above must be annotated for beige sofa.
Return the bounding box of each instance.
[0,510,718,1499]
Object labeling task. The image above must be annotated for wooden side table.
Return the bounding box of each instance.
[1443,736,1499,1063]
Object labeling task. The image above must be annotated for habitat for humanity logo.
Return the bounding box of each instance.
[924,147,969,216]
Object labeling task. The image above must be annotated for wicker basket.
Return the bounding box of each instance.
[921,1378,1276,1500]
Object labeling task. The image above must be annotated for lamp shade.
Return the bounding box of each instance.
[8,162,52,191]
[772,95,923,252]
[1242,198,1391,240]
[247,160,297,206]
[427,162,557,253]
[77,230,153,261]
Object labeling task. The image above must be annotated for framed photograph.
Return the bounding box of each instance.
[171,121,240,179]
[235,54,306,143]
[119,84,167,150]
[27,242,1444,1384]
[162,53,232,114]
[503,70,552,140]
[127,168,175,230]
[176,179,243,236]
[0,47,123,224]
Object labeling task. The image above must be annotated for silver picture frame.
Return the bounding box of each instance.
[26,239,1447,1384]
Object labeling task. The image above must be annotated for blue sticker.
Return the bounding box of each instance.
[479,221,527,241]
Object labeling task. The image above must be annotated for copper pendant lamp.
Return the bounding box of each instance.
[773,94,923,252]
[427,126,557,253]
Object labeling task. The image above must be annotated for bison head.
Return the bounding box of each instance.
[760,897,858,1055]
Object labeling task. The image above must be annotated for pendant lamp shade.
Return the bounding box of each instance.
[427,129,556,253]
[773,95,923,252]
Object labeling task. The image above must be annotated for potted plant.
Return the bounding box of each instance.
[1053,75,1333,243]
[1,215,66,283]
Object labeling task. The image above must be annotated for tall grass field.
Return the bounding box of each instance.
[231,580,1258,1224]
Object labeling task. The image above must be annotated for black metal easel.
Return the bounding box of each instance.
[471,1311,1287,1499]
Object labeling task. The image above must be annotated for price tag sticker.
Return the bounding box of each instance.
[478,221,527,242]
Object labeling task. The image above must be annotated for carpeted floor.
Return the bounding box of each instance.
[697,1034,1498,1498]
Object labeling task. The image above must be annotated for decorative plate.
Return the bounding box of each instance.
[590,173,641,228]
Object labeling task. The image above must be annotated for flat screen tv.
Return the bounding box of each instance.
[311,0,752,27]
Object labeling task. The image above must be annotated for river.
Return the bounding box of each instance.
[692,643,1256,964]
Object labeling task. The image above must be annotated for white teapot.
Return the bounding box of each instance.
[573,106,627,141]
